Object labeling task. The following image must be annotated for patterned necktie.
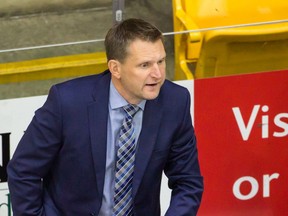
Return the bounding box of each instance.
[113,104,139,216]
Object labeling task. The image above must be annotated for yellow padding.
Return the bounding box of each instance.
[186,0,288,29]
[195,23,288,78]
[173,0,288,80]
[0,52,107,84]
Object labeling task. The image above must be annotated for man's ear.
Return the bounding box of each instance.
[108,59,121,79]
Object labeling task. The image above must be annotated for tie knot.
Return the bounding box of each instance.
[123,104,139,119]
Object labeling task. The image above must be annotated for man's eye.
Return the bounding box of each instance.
[158,58,166,65]
[140,63,149,68]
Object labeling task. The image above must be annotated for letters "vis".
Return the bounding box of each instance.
[232,105,288,141]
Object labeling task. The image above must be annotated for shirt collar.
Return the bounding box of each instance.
[109,80,146,111]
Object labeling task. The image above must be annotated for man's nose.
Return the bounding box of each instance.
[151,64,162,78]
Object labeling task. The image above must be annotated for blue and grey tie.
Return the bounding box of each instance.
[113,104,139,216]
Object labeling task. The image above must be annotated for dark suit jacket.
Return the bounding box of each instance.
[7,70,203,216]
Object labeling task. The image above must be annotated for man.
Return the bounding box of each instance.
[7,18,203,216]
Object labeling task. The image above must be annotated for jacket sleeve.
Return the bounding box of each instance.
[7,85,62,216]
[164,90,204,216]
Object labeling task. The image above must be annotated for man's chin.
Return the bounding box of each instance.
[143,92,160,101]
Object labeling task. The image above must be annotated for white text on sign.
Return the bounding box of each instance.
[232,105,288,141]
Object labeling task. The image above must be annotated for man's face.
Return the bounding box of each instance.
[112,39,166,105]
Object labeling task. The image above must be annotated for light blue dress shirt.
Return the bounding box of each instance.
[99,81,146,215]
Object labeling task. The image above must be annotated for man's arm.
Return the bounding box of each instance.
[7,86,62,215]
[164,90,204,216]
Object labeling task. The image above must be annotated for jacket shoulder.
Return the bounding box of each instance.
[160,80,191,100]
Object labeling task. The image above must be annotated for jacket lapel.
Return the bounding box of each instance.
[88,72,110,198]
[87,71,163,200]
[132,98,163,197]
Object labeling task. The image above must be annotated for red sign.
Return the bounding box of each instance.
[195,70,288,215]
